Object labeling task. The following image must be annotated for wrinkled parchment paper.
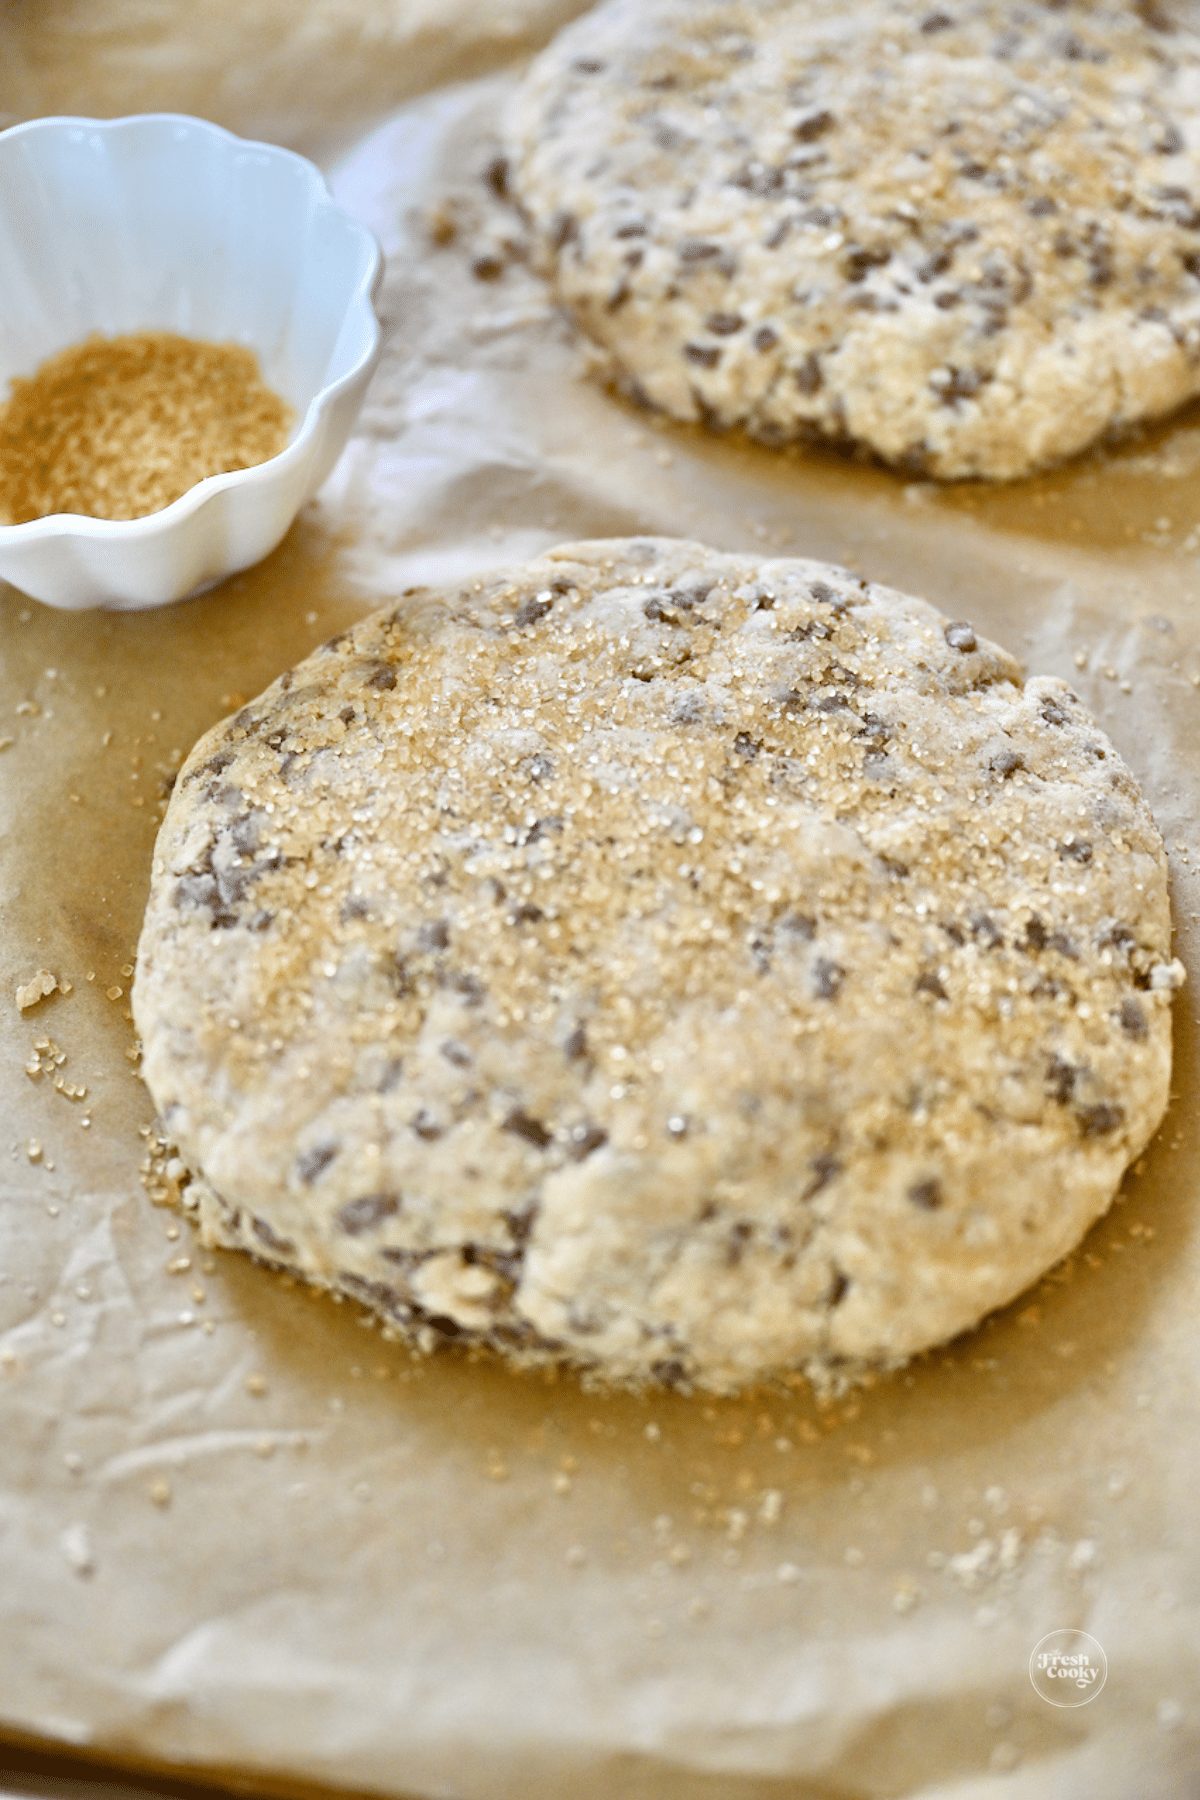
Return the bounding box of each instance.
[3,10,1200,1798]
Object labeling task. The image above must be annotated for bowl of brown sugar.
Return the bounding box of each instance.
[0,114,382,609]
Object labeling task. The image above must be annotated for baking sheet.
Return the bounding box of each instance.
[3,12,1200,1798]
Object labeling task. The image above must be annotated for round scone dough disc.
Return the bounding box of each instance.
[134,539,1180,1393]
[507,0,1200,479]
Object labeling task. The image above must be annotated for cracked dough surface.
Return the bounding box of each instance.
[507,0,1200,479]
[134,537,1177,1391]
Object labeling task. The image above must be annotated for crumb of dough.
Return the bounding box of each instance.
[0,331,292,524]
[16,969,60,1011]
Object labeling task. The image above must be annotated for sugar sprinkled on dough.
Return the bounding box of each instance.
[134,537,1177,1392]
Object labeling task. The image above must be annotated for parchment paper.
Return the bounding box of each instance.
[3,11,1200,1798]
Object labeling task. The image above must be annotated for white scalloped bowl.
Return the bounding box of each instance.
[0,114,382,609]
